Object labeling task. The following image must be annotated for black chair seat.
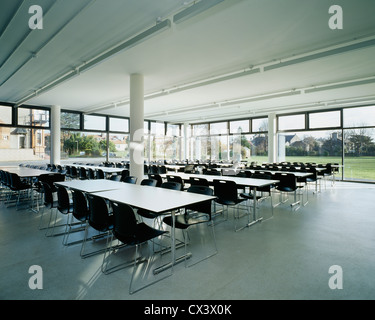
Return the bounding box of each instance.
[163,214,210,230]
[240,192,263,201]
[137,208,158,219]
[215,198,245,206]
[114,222,165,246]
[90,215,114,233]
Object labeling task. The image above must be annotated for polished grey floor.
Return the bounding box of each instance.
[1,181,375,300]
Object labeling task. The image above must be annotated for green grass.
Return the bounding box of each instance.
[249,156,375,182]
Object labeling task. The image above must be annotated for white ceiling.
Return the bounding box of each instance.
[1,0,375,124]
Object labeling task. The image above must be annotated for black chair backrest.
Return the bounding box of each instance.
[88,168,96,179]
[189,177,209,187]
[87,194,111,232]
[186,185,214,215]
[41,182,54,208]
[71,189,89,221]
[141,179,157,187]
[213,179,238,201]
[79,167,87,179]
[96,169,105,179]
[161,181,182,191]
[110,175,121,181]
[123,176,137,184]
[204,169,221,176]
[166,175,184,190]
[56,186,71,214]
[70,166,78,177]
[275,173,297,191]
[121,169,129,179]
[111,201,138,240]
[236,170,252,178]
[148,174,162,187]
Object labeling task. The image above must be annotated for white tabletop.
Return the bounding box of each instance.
[91,184,216,214]
[0,166,49,177]
[54,179,123,193]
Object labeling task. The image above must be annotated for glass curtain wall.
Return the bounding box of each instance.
[277,106,375,182]
[343,106,375,182]
[189,118,268,163]
[0,105,51,166]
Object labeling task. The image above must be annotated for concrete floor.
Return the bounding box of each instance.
[1,181,375,300]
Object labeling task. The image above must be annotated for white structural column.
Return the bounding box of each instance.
[129,73,144,182]
[268,113,277,163]
[50,105,61,165]
[183,122,189,161]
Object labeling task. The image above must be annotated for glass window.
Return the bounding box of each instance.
[0,105,12,125]
[230,120,249,134]
[0,127,50,166]
[230,134,268,164]
[166,124,180,136]
[61,131,107,160]
[61,112,80,129]
[192,124,209,136]
[151,122,165,135]
[84,115,106,131]
[144,121,149,134]
[108,133,129,161]
[278,114,305,131]
[18,107,49,127]
[210,122,228,135]
[109,117,128,132]
[211,135,228,161]
[344,128,375,181]
[165,136,181,160]
[252,118,268,132]
[309,110,341,129]
[343,106,375,128]
[278,130,342,164]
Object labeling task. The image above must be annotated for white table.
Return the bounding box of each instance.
[91,183,216,274]
[164,172,279,228]
[55,179,216,274]
[54,179,123,193]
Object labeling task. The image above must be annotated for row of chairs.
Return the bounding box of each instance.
[0,170,33,210]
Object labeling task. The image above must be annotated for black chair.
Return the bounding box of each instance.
[78,167,88,180]
[160,181,181,191]
[109,174,121,181]
[88,168,96,179]
[96,169,105,179]
[188,176,209,187]
[122,176,137,184]
[70,166,78,179]
[46,185,73,237]
[274,173,303,210]
[137,181,181,226]
[166,175,184,190]
[204,169,221,176]
[63,189,90,246]
[162,185,217,267]
[240,172,274,218]
[148,174,163,187]
[140,179,157,187]
[102,201,168,294]
[213,179,248,231]
[120,169,129,181]
[81,194,114,258]
[38,182,59,232]
[9,173,32,210]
